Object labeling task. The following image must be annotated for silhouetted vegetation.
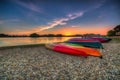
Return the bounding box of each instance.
[114,25,120,32]
[0,33,28,37]
[0,33,102,37]
[83,34,101,37]
[0,34,9,37]
[30,33,40,37]
[107,30,116,36]
[107,25,120,36]
[0,32,106,38]
[46,34,55,37]
[74,34,82,37]
[0,33,83,37]
[55,34,63,37]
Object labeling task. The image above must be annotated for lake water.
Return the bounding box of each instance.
[0,37,77,47]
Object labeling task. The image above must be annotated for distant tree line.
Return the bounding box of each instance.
[3,28,117,38]
[29,33,67,37]
[0,34,28,37]
[107,25,120,36]
[0,34,9,37]
[25,33,83,37]
[0,33,83,37]
[1,33,101,37]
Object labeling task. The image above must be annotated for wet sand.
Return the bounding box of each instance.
[0,42,120,80]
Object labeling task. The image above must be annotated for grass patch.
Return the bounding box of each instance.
[110,37,120,42]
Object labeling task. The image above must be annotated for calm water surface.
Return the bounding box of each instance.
[0,37,77,47]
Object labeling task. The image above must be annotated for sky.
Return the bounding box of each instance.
[0,0,120,35]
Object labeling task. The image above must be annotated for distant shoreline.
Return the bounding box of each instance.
[0,36,81,38]
[0,43,45,49]
[0,36,120,38]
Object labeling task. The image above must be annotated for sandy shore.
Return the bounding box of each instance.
[0,42,120,80]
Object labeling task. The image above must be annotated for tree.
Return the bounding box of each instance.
[107,30,116,36]
[30,33,39,37]
[47,34,55,37]
[0,34,9,37]
[114,25,120,32]
[56,34,63,37]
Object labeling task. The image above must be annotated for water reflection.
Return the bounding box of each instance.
[0,37,76,47]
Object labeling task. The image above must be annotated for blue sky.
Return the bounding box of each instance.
[0,0,120,35]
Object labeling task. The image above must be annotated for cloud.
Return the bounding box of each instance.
[0,19,20,24]
[36,11,84,32]
[14,11,84,34]
[67,12,84,20]
[71,26,79,27]
[14,0,42,13]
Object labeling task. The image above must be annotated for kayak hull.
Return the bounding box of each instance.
[63,43,102,57]
[46,43,89,57]
[45,43,102,57]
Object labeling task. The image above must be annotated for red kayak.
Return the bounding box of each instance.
[45,43,102,58]
[46,43,88,57]
[62,43,102,57]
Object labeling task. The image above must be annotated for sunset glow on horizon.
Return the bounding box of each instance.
[3,25,111,35]
[0,0,119,35]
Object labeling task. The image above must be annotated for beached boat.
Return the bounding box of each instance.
[67,37,111,43]
[64,41,103,49]
[45,43,102,58]
[89,37,112,43]
[67,38,98,42]
[61,43,102,57]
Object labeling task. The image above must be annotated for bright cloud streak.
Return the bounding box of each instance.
[37,11,84,32]
[12,11,84,34]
